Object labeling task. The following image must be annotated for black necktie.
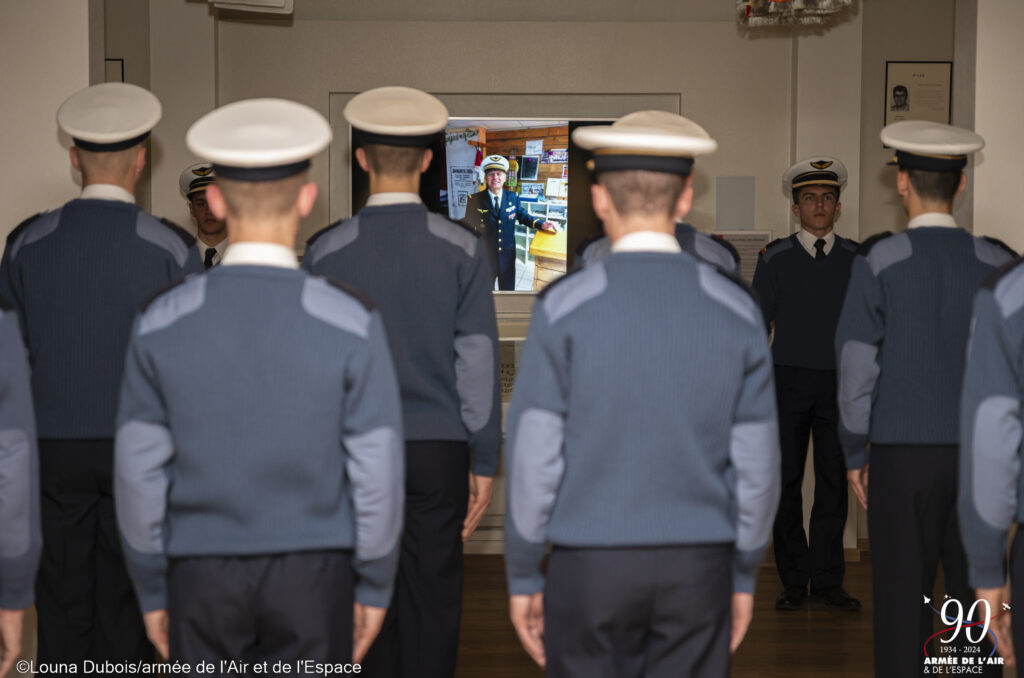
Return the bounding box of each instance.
[204,247,216,269]
[814,239,826,261]
[492,194,499,213]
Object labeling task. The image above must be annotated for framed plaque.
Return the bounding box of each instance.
[884,61,952,127]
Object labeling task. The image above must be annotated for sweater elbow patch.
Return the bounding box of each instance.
[838,340,879,435]
[114,420,174,555]
[344,426,404,561]
[729,420,781,552]
[510,408,566,544]
[454,334,494,433]
[0,429,30,557]
[971,396,1022,530]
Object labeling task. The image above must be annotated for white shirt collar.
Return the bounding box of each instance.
[907,212,958,229]
[796,228,835,257]
[220,242,298,269]
[197,238,228,253]
[488,188,503,204]
[611,231,682,254]
[366,192,422,207]
[80,184,135,204]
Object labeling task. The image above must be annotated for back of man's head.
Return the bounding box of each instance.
[74,144,144,187]
[905,169,961,205]
[599,170,687,218]
[216,173,307,220]
[360,143,427,178]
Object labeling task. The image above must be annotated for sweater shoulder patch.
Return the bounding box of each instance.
[984,256,1024,292]
[301,276,373,338]
[5,212,43,247]
[5,209,61,260]
[140,278,188,313]
[158,217,197,248]
[136,212,192,267]
[574,232,605,259]
[697,264,759,327]
[305,219,342,250]
[325,278,376,312]
[138,275,206,336]
[837,237,859,252]
[982,236,1017,259]
[709,234,742,265]
[760,237,792,263]
[539,263,608,324]
[855,231,893,257]
[303,217,358,267]
[986,257,1024,319]
[425,211,479,257]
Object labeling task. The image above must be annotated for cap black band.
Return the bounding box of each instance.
[893,150,968,172]
[187,177,215,195]
[792,170,840,187]
[73,131,150,153]
[589,154,694,177]
[352,128,439,148]
[212,160,311,182]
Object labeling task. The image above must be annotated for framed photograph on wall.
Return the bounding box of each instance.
[884,61,952,127]
[520,155,541,181]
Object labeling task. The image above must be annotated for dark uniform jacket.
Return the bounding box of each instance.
[462,189,544,289]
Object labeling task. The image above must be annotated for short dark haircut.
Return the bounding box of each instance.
[599,170,687,218]
[792,185,840,205]
[361,143,427,177]
[893,85,908,95]
[906,168,961,204]
[216,173,306,219]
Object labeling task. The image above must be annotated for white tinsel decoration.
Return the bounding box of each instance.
[738,0,855,27]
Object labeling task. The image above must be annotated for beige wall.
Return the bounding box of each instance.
[792,13,864,241]
[216,18,795,246]
[105,0,153,211]
[857,0,956,241]
[0,2,92,244]
[149,0,218,230]
[973,0,1024,252]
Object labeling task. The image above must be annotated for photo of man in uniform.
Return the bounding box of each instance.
[462,155,556,291]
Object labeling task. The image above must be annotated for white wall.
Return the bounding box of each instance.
[0,3,91,244]
[973,0,1024,252]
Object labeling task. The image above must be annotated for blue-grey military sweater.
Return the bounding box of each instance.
[0,298,42,610]
[114,266,405,612]
[0,199,204,439]
[836,226,1016,470]
[503,251,781,595]
[576,222,741,274]
[959,258,1024,589]
[304,202,501,476]
[752,233,858,370]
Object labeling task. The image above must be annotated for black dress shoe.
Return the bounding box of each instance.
[775,585,807,611]
[811,586,862,611]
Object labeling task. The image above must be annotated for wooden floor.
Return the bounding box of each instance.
[456,553,1018,677]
